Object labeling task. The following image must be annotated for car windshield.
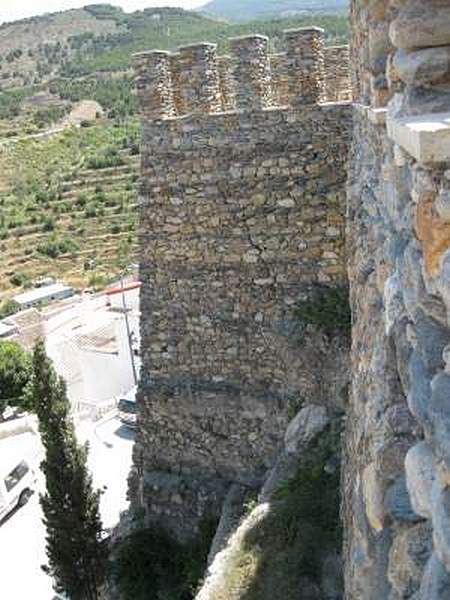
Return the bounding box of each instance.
[118,399,137,414]
[4,460,29,492]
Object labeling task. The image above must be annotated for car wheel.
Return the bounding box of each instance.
[18,488,32,507]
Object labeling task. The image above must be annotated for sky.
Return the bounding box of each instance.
[0,0,208,25]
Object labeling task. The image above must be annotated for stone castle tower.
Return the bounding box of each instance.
[130,28,352,539]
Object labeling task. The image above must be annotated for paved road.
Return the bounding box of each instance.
[0,416,134,600]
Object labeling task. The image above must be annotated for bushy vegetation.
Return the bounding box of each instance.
[37,235,80,258]
[0,340,31,416]
[0,299,20,319]
[49,77,137,119]
[0,85,44,119]
[9,271,31,287]
[86,146,124,170]
[112,518,216,600]
[295,285,351,338]
[32,105,68,129]
[215,425,342,600]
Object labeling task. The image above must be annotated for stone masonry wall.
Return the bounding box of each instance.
[131,29,352,540]
[324,45,352,103]
[345,1,450,598]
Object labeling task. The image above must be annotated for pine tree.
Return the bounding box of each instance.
[30,341,107,600]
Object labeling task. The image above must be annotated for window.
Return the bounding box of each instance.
[4,460,29,492]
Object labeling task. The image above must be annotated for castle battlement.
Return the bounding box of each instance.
[134,28,352,121]
[131,26,353,539]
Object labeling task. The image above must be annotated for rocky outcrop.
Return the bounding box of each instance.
[196,405,343,600]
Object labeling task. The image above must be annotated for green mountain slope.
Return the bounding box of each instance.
[199,0,349,21]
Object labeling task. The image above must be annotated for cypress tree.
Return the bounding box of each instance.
[31,341,107,600]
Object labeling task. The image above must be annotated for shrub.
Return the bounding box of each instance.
[295,285,351,339]
[86,147,124,170]
[37,236,79,258]
[76,192,88,207]
[42,216,55,232]
[223,425,343,600]
[88,273,108,290]
[84,203,97,218]
[10,271,30,287]
[0,299,20,319]
[95,190,107,203]
[112,518,216,600]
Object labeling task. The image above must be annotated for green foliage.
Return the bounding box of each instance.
[0,299,20,319]
[49,77,137,119]
[9,270,31,287]
[112,517,216,600]
[42,216,56,232]
[0,341,31,414]
[86,146,124,170]
[232,425,342,600]
[76,192,88,207]
[30,342,107,600]
[273,432,342,582]
[87,273,108,290]
[37,235,80,258]
[32,106,67,129]
[295,285,351,338]
[0,85,44,119]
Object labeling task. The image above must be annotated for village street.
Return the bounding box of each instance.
[0,414,134,600]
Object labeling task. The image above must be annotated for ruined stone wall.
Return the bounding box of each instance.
[346,1,450,598]
[132,29,352,540]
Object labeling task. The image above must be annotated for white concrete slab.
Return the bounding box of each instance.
[387,111,450,164]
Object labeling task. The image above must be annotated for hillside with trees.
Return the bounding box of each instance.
[0,4,349,295]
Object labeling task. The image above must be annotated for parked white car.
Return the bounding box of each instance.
[117,386,138,428]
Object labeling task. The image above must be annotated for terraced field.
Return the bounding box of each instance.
[0,120,140,295]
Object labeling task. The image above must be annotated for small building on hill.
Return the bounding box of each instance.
[64,100,104,126]
[13,283,74,310]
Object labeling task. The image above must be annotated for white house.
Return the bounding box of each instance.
[14,283,74,309]
[45,285,140,413]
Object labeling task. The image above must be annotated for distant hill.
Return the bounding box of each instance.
[0,5,223,90]
[0,4,349,92]
[199,0,349,21]
[0,4,348,122]
[0,6,122,89]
